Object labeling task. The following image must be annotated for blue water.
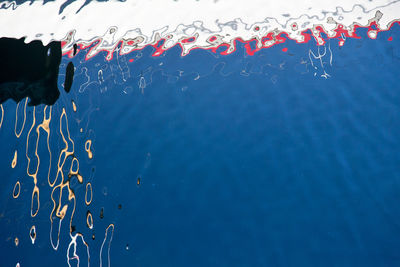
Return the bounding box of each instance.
[1,25,400,266]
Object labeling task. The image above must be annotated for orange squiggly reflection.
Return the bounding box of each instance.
[4,93,114,265]
[71,100,77,112]
[11,150,17,168]
[43,106,53,189]
[85,182,92,206]
[25,105,53,218]
[25,106,40,217]
[86,211,93,229]
[49,107,87,254]
[85,140,93,159]
[12,181,20,199]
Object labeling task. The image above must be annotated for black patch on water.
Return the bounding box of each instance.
[100,207,104,219]
[64,62,74,93]
[73,43,78,56]
[0,37,61,106]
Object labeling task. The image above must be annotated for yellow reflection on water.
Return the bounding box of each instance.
[11,150,17,168]
[86,211,93,229]
[4,93,114,266]
[85,182,92,205]
[12,181,20,199]
[85,140,93,159]
[25,106,40,217]
[71,100,77,112]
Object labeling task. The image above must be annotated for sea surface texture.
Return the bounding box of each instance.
[1,1,400,266]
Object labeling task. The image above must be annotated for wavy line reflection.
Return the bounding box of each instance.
[3,94,112,266]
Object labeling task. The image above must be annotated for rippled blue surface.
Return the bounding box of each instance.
[1,25,400,266]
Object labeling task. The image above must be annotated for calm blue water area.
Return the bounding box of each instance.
[1,24,400,266]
